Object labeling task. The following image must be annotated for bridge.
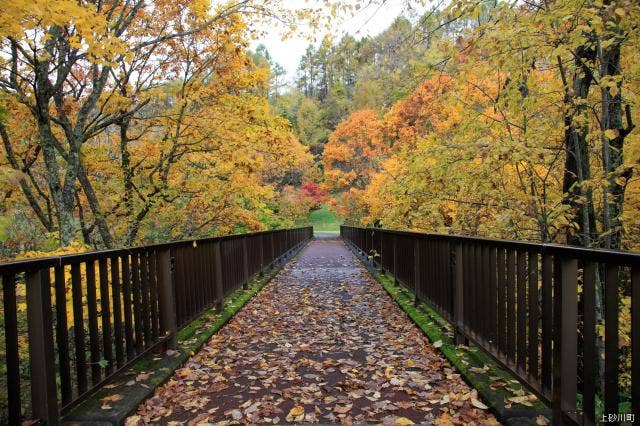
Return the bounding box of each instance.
[0,227,638,425]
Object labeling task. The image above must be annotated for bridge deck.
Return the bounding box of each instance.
[132,238,496,424]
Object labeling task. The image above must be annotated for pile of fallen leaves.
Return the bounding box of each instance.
[128,240,499,425]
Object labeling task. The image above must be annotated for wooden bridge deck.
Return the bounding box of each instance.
[131,238,497,424]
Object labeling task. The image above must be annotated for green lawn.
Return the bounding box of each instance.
[308,204,343,233]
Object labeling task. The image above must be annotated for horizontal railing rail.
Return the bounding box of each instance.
[0,227,313,425]
[341,225,639,426]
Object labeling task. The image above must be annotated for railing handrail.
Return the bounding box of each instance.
[0,227,312,274]
[341,225,640,266]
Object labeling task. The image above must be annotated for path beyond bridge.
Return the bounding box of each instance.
[131,237,497,424]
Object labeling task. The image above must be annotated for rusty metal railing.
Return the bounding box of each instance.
[0,227,312,424]
[342,225,639,425]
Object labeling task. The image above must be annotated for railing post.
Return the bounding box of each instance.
[157,249,177,349]
[380,231,385,275]
[242,236,249,290]
[413,238,420,307]
[270,233,275,268]
[26,269,59,425]
[632,266,640,421]
[553,258,578,425]
[453,242,467,345]
[213,241,225,311]
[365,229,370,259]
[393,235,398,285]
[259,234,265,276]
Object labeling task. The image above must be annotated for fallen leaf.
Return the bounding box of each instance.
[333,404,353,414]
[125,415,141,426]
[286,405,305,422]
[508,395,536,406]
[230,409,242,421]
[471,398,488,410]
[536,415,550,425]
[101,394,123,403]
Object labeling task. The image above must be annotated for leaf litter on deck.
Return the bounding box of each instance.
[129,239,498,425]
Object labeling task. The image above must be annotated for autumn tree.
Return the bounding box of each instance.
[323,109,387,220]
[0,0,325,253]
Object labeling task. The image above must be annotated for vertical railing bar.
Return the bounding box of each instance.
[131,253,143,354]
[121,254,134,360]
[517,250,527,373]
[583,262,597,426]
[413,238,420,306]
[214,241,224,312]
[604,264,619,417]
[469,244,476,335]
[2,273,22,424]
[556,258,578,424]
[138,250,151,349]
[454,242,465,345]
[393,235,398,285]
[489,246,497,349]
[482,245,491,346]
[527,251,539,382]
[541,253,553,396]
[174,248,186,326]
[497,248,506,357]
[71,262,88,394]
[242,236,250,290]
[157,248,177,349]
[632,265,640,421]
[26,269,58,424]
[148,251,159,341]
[551,256,562,423]
[110,256,125,368]
[53,265,72,405]
[506,249,516,365]
[190,245,200,318]
[85,260,101,385]
[98,258,113,375]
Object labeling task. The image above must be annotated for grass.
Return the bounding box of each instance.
[308,204,343,233]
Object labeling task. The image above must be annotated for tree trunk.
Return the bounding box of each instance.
[35,99,78,246]
[598,18,635,250]
[557,53,597,247]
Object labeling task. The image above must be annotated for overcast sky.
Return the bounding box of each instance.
[249,1,416,82]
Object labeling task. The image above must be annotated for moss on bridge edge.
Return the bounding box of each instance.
[62,241,309,426]
[346,242,552,426]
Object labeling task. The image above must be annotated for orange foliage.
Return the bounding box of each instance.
[323,109,387,192]
[384,75,459,146]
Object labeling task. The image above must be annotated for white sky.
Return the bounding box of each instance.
[250,1,417,82]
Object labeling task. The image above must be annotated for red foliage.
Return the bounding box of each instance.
[300,181,328,205]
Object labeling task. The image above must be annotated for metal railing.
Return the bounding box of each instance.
[341,225,639,425]
[0,227,312,424]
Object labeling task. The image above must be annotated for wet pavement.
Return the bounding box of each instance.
[132,238,498,425]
